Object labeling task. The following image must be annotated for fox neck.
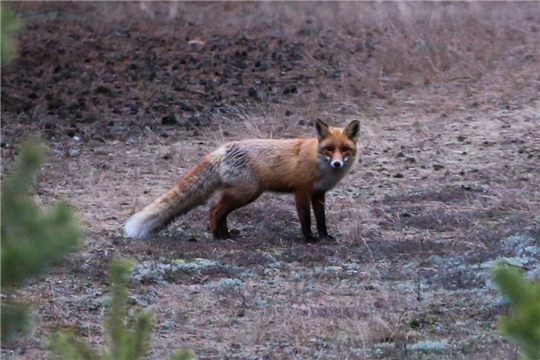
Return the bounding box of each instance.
[313,153,356,192]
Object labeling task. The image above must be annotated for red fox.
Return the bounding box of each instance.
[125,119,360,242]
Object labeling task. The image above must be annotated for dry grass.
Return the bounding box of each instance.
[2,1,540,359]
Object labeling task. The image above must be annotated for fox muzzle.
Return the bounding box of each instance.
[331,160,344,169]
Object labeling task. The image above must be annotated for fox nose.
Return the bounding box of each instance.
[331,160,343,169]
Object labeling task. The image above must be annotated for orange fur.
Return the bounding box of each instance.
[124,119,360,242]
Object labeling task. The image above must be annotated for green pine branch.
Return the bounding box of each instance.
[1,4,23,66]
[49,258,195,360]
[493,264,540,360]
[1,142,83,342]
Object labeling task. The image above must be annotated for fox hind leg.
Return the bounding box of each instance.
[210,186,262,239]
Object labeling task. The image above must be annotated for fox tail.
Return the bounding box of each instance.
[124,155,222,238]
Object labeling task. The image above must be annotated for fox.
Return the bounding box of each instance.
[124,119,360,242]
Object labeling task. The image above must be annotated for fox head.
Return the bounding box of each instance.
[315,119,360,170]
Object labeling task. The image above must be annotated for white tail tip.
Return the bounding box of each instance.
[124,212,151,239]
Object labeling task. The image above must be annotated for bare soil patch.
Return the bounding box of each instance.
[2,2,540,359]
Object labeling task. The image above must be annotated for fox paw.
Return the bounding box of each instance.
[304,235,320,243]
[319,234,336,242]
[212,231,230,240]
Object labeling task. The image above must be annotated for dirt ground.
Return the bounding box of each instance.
[2,2,540,359]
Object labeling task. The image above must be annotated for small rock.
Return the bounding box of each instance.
[247,87,261,100]
[282,86,298,95]
[95,85,111,95]
[187,111,212,127]
[161,320,173,330]
[433,164,445,171]
[162,113,179,125]
[405,157,416,163]
[68,102,79,112]
[68,148,81,157]
[178,101,195,111]
[129,104,138,114]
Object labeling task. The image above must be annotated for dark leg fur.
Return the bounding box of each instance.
[295,191,317,242]
[210,188,262,240]
[311,192,335,240]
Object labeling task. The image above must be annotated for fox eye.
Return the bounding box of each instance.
[325,145,335,152]
[341,146,350,153]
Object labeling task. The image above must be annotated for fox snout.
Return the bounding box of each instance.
[331,160,344,169]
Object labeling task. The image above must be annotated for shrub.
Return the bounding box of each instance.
[1,4,23,65]
[49,258,195,360]
[1,142,82,342]
[493,265,540,360]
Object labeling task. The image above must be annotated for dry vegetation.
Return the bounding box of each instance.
[1,2,540,359]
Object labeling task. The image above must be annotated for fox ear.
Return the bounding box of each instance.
[344,120,360,141]
[315,119,330,140]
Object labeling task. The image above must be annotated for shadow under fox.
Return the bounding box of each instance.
[125,119,360,242]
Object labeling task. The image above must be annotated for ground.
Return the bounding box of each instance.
[1,2,540,359]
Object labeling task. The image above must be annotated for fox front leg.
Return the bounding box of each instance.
[311,192,335,241]
[294,191,318,243]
